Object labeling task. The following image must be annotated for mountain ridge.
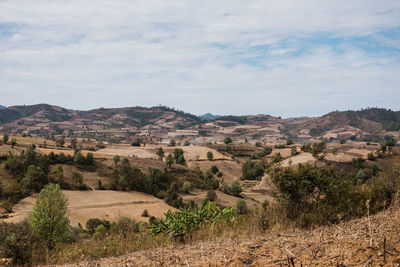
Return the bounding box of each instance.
[0,104,398,141]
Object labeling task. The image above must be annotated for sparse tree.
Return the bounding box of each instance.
[72,172,83,187]
[166,154,174,167]
[168,139,176,147]
[113,155,120,166]
[10,138,17,148]
[29,184,70,250]
[223,137,232,144]
[207,151,214,161]
[230,182,242,196]
[183,181,192,193]
[156,147,165,160]
[3,133,9,144]
[286,139,294,145]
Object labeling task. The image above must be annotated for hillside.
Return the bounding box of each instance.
[0,105,6,109]
[0,105,398,143]
[59,205,400,266]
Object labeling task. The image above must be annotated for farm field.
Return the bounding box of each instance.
[2,190,177,226]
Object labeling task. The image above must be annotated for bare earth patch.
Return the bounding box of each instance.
[1,190,177,226]
[281,152,315,167]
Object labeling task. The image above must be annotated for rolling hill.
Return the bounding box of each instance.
[0,104,398,142]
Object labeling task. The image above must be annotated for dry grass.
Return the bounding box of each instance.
[54,205,400,266]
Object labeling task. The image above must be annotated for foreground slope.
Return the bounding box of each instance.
[59,205,400,266]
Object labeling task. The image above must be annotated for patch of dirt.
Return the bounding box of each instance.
[188,160,242,184]
[281,152,315,167]
[1,190,178,227]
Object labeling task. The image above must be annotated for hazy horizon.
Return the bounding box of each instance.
[1,102,398,119]
[1,1,399,117]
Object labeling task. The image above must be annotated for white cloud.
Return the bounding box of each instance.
[0,0,399,117]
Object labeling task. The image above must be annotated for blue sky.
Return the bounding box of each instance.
[0,0,399,117]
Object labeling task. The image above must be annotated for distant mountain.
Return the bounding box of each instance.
[0,105,6,109]
[0,104,398,141]
[199,113,220,118]
[285,108,400,138]
[0,104,201,135]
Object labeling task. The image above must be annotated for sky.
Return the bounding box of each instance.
[0,0,399,117]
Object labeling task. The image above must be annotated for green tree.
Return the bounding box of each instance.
[53,165,64,184]
[72,172,83,187]
[85,152,94,165]
[168,139,176,147]
[29,184,70,249]
[3,133,9,144]
[230,182,242,196]
[156,147,165,160]
[183,181,192,193]
[10,138,17,148]
[21,165,48,193]
[113,155,120,166]
[223,137,232,144]
[207,151,214,161]
[166,154,174,167]
[286,139,294,145]
[183,140,190,146]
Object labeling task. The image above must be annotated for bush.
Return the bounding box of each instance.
[0,200,13,213]
[93,224,107,240]
[142,209,149,217]
[223,137,232,144]
[367,152,376,161]
[221,182,229,194]
[86,218,111,234]
[230,183,242,196]
[0,221,38,265]
[207,190,217,202]
[210,165,219,174]
[183,181,192,193]
[236,199,248,214]
[242,160,264,180]
[207,151,214,161]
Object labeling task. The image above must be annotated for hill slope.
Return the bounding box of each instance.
[0,104,398,141]
[58,205,400,266]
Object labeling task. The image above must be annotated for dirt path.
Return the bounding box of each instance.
[55,206,400,266]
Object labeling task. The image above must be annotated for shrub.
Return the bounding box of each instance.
[184,140,190,146]
[142,209,149,217]
[221,181,229,194]
[207,190,217,202]
[131,138,142,146]
[210,165,219,174]
[207,151,214,161]
[10,138,17,148]
[223,137,232,144]
[86,218,111,234]
[230,183,242,196]
[93,224,107,240]
[367,152,376,161]
[242,160,264,180]
[0,221,38,265]
[183,181,192,193]
[236,199,248,214]
[1,200,13,213]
